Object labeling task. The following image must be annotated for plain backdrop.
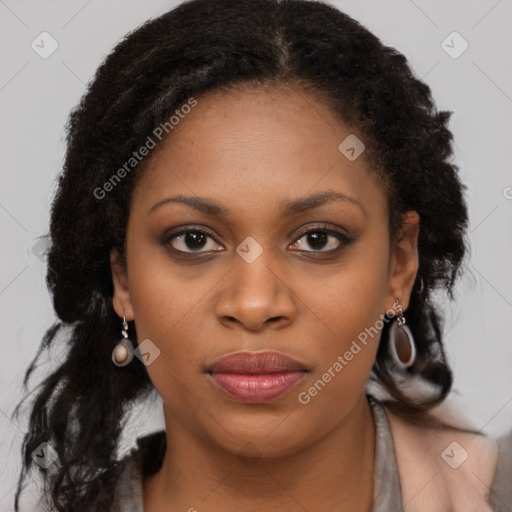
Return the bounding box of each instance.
[1,0,511,509]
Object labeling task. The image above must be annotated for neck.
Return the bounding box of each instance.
[143,393,375,512]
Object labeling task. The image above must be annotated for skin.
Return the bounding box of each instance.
[110,85,420,512]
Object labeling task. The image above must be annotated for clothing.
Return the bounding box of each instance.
[109,453,144,512]
[109,397,403,511]
[386,404,497,512]
[489,431,512,511]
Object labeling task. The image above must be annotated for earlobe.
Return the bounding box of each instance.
[110,248,135,321]
[387,210,420,312]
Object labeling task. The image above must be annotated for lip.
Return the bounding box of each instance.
[206,351,308,404]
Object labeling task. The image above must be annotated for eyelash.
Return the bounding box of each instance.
[161,223,353,257]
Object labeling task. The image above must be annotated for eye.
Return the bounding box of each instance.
[289,225,352,252]
[162,223,352,256]
[164,228,223,253]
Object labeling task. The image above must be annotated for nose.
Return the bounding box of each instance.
[215,251,296,332]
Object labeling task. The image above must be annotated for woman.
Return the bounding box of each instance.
[13,0,500,510]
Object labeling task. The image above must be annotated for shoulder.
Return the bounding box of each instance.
[489,430,512,511]
[384,403,498,512]
[109,449,145,512]
[110,430,166,512]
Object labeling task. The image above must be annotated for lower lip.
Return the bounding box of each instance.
[208,371,306,403]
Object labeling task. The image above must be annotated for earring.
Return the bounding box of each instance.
[388,298,416,369]
[112,314,134,367]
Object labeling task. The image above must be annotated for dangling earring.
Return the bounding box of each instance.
[388,298,416,369]
[112,314,134,367]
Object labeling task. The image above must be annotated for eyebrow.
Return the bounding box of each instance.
[147,190,364,217]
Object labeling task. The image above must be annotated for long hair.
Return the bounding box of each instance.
[14,0,469,510]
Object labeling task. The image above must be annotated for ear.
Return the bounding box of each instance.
[386,210,420,312]
[110,248,135,321]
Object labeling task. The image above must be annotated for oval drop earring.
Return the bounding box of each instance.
[112,314,134,367]
[388,298,416,369]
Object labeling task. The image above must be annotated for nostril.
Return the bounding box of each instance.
[266,316,284,324]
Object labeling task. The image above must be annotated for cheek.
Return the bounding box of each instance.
[310,243,390,348]
[295,277,386,433]
[124,237,207,343]
[295,237,390,406]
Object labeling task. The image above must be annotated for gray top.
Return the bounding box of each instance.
[109,397,403,511]
[490,431,512,511]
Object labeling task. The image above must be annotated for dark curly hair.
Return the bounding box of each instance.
[13,0,469,510]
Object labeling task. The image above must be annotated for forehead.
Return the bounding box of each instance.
[131,86,388,222]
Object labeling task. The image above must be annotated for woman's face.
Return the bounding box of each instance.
[111,85,419,457]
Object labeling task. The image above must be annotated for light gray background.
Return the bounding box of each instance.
[1,0,511,509]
